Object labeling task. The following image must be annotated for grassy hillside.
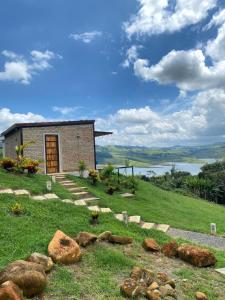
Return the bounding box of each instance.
[96,143,225,166]
[69,175,225,236]
[1,169,225,299]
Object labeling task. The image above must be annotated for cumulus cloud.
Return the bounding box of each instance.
[0,50,60,85]
[69,31,102,43]
[133,49,225,91]
[52,106,81,115]
[96,89,225,146]
[124,0,217,37]
[0,108,45,134]
[205,23,225,61]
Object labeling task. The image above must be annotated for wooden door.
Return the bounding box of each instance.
[45,135,60,173]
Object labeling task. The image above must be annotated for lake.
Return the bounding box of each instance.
[119,159,216,176]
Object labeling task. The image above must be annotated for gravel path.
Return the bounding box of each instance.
[168,228,225,250]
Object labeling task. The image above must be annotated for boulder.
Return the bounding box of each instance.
[120,278,142,298]
[48,230,82,264]
[109,235,133,245]
[26,252,54,272]
[142,239,160,252]
[130,266,143,281]
[146,289,161,300]
[156,272,170,285]
[0,281,23,300]
[195,291,208,300]
[148,281,159,291]
[97,231,112,241]
[0,260,47,297]
[177,245,216,267]
[76,232,97,247]
[159,284,177,298]
[162,241,178,258]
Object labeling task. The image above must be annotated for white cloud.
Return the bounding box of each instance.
[124,0,217,37]
[122,45,141,68]
[205,23,225,61]
[0,108,45,134]
[69,31,102,43]
[0,50,60,84]
[133,49,225,91]
[96,89,225,146]
[204,8,225,30]
[52,106,80,115]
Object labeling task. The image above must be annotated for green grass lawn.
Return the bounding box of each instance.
[68,175,225,235]
[0,168,73,199]
[1,170,225,299]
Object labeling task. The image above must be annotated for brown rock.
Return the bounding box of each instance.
[0,281,23,300]
[148,281,159,290]
[195,291,208,300]
[130,266,143,281]
[48,230,82,264]
[76,232,97,247]
[156,272,170,285]
[142,269,155,286]
[178,245,216,267]
[162,241,178,258]
[26,252,54,272]
[146,289,161,300]
[109,235,133,245]
[97,231,112,241]
[0,260,47,297]
[166,279,176,289]
[120,278,142,298]
[160,284,177,298]
[142,239,160,252]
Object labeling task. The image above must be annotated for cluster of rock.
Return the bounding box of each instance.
[143,239,216,268]
[121,266,177,300]
[0,230,133,299]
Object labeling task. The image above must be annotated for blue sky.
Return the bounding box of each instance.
[1,0,225,146]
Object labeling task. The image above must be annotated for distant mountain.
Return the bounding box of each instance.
[96,143,225,166]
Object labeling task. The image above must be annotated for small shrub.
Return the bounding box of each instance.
[0,157,16,170]
[88,169,99,185]
[122,176,138,191]
[106,185,117,195]
[78,160,86,178]
[21,158,40,174]
[10,202,26,216]
[100,163,114,179]
[90,211,99,225]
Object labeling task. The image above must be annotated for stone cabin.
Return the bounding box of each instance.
[1,120,111,174]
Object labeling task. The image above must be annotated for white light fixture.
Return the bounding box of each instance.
[210,223,217,235]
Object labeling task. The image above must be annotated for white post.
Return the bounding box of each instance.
[46,181,52,192]
[210,223,217,235]
[52,176,56,183]
[122,211,128,226]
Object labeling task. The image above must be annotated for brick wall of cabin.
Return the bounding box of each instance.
[22,124,95,173]
[4,130,21,159]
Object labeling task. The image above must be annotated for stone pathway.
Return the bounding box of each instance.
[54,174,170,233]
[168,228,225,250]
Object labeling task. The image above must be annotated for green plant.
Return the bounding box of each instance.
[88,169,99,185]
[100,163,114,180]
[0,157,16,170]
[78,160,86,178]
[106,185,117,195]
[90,210,99,225]
[10,202,26,216]
[123,176,138,191]
[21,158,40,174]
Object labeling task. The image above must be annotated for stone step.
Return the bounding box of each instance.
[87,205,100,212]
[140,222,155,230]
[0,189,14,194]
[61,183,77,186]
[74,200,87,206]
[73,191,89,196]
[100,207,112,213]
[68,187,87,192]
[62,199,74,204]
[14,189,30,196]
[59,180,74,184]
[82,197,100,202]
[155,224,170,233]
[114,214,124,222]
[121,193,134,198]
[128,215,141,224]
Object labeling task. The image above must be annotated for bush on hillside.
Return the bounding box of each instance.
[0,157,16,170]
